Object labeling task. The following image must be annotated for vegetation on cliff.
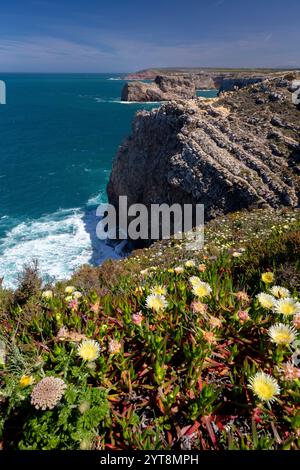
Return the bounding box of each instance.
[0,208,299,450]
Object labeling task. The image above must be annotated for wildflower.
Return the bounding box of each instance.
[279,362,300,381]
[64,285,75,294]
[185,260,196,268]
[42,290,53,300]
[167,268,175,273]
[189,276,202,288]
[68,299,79,311]
[293,313,300,330]
[73,291,82,299]
[134,286,144,296]
[192,281,212,299]
[0,340,6,367]
[146,294,168,312]
[174,266,184,274]
[90,301,100,314]
[256,293,275,310]
[261,272,274,284]
[248,372,280,403]
[31,377,66,410]
[65,295,73,302]
[209,316,222,329]
[108,339,122,354]
[232,251,242,258]
[238,310,250,323]
[236,291,250,304]
[268,324,296,345]
[19,375,34,388]
[77,339,100,362]
[140,269,149,277]
[198,264,206,272]
[191,301,208,314]
[270,286,290,299]
[132,312,144,326]
[150,285,167,296]
[202,331,217,344]
[274,298,300,316]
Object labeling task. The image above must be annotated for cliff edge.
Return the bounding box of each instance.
[108,75,300,223]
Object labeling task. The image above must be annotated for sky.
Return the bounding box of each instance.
[0,0,299,72]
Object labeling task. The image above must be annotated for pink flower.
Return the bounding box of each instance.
[132,312,144,326]
[68,299,79,311]
[238,310,249,322]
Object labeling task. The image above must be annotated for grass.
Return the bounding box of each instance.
[0,207,299,450]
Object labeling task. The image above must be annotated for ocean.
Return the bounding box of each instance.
[0,74,217,288]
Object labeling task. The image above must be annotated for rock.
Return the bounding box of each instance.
[108,75,300,242]
[121,75,196,102]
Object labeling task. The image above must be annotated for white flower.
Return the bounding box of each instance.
[248,372,280,403]
[270,286,290,299]
[268,323,297,345]
[77,339,100,362]
[65,286,76,294]
[174,266,184,274]
[185,260,196,268]
[150,285,167,296]
[274,298,300,316]
[145,294,168,312]
[256,293,276,310]
[73,291,82,299]
[42,290,53,300]
[189,276,202,288]
[192,281,212,299]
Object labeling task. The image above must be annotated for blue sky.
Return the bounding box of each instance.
[0,0,299,72]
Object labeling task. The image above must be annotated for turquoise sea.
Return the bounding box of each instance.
[0,74,217,288]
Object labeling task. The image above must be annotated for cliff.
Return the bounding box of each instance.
[121,74,196,101]
[108,75,300,225]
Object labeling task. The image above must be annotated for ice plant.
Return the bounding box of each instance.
[279,362,300,381]
[293,313,300,329]
[191,301,208,314]
[274,298,300,316]
[132,312,144,326]
[261,272,274,284]
[146,294,168,312]
[42,290,53,300]
[77,339,100,362]
[150,285,167,296]
[185,260,196,268]
[248,372,280,403]
[238,310,250,323]
[270,286,290,299]
[256,293,275,310]
[108,339,122,354]
[189,276,202,288]
[64,285,75,294]
[268,323,297,345]
[31,377,66,410]
[174,266,184,274]
[192,281,212,299]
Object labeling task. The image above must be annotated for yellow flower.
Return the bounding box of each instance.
[150,285,167,296]
[77,339,100,362]
[64,285,75,294]
[268,323,296,345]
[198,264,206,273]
[256,293,275,310]
[261,272,274,284]
[19,375,34,388]
[274,298,300,316]
[248,372,280,403]
[134,286,144,296]
[192,281,212,299]
[167,268,175,273]
[146,294,167,312]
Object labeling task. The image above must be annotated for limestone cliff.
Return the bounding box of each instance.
[108,75,300,225]
[121,75,196,101]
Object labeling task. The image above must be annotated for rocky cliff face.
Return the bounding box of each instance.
[108,75,300,226]
[121,75,196,101]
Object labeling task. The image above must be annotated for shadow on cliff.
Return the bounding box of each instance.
[82,208,120,266]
